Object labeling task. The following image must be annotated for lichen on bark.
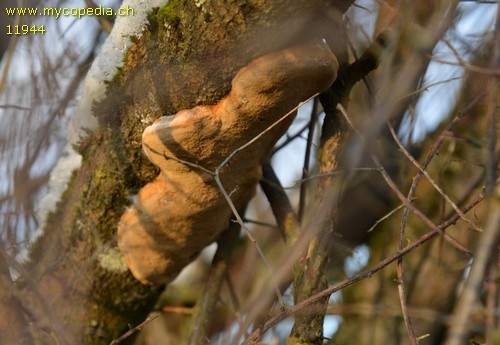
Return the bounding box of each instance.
[22,1,349,344]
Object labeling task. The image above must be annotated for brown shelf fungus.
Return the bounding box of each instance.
[118,40,339,285]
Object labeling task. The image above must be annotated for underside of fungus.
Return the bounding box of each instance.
[117,40,339,285]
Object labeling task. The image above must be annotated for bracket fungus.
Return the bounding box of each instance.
[117,40,339,285]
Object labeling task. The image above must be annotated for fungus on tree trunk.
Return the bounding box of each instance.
[117,40,339,285]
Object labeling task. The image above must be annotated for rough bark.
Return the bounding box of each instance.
[17,1,352,344]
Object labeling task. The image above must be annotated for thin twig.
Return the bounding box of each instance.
[394,146,418,343]
[260,161,298,241]
[397,248,418,345]
[387,124,482,231]
[284,167,379,189]
[213,174,285,308]
[84,0,113,33]
[298,98,319,222]
[423,91,486,167]
[188,222,241,345]
[144,144,214,176]
[217,94,319,170]
[397,76,464,102]
[273,121,311,153]
[242,218,278,229]
[162,306,194,315]
[225,274,246,333]
[485,5,500,194]
[457,1,498,3]
[326,302,448,323]
[367,203,406,232]
[485,250,499,345]
[110,313,160,345]
[429,56,500,76]
[336,104,472,254]
[0,13,20,95]
[0,104,31,111]
[444,190,500,345]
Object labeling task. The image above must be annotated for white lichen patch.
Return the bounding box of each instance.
[98,247,129,273]
[194,0,206,9]
[68,0,167,143]
[37,0,166,233]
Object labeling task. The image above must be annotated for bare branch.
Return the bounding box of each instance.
[260,161,299,242]
[337,103,472,254]
[188,221,241,345]
[243,191,486,344]
[298,98,320,222]
[387,124,482,231]
[110,313,160,345]
[444,188,500,345]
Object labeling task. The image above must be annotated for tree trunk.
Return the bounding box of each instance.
[18,1,352,344]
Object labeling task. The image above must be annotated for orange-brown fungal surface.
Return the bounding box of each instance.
[118,40,339,285]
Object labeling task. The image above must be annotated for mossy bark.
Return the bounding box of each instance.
[21,1,352,344]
